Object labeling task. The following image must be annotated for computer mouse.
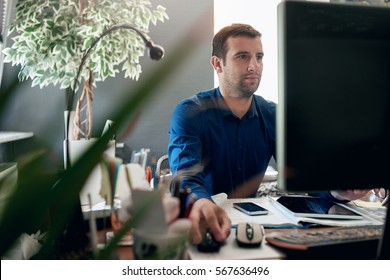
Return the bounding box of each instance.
[235,222,264,247]
[197,230,223,253]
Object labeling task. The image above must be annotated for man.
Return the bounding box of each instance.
[168,23,371,244]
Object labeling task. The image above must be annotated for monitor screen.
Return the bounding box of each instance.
[277,1,390,192]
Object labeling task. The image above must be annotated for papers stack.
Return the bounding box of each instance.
[218,196,384,228]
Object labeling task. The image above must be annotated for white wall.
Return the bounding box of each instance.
[213,0,333,103]
[214,0,281,103]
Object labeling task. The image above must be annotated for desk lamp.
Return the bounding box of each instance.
[62,24,164,257]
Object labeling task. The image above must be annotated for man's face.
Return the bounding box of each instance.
[219,35,264,98]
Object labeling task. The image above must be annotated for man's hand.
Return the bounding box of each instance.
[330,189,376,201]
[188,198,231,244]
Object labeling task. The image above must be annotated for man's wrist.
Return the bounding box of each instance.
[329,190,350,203]
[311,191,349,203]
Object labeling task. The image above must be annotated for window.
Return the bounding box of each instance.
[213,0,281,102]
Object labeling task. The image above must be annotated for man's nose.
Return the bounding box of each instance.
[248,57,260,72]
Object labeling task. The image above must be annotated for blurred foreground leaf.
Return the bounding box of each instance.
[0,10,211,259]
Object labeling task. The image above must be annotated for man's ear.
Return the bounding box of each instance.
[210,56,223,73]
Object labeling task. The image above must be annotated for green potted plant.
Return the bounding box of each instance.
[2,0,168,140]
[0,0,211,259]
[2,0,169,208]
[0,17,208,258]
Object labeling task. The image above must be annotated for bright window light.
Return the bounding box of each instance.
[213,0,282,102]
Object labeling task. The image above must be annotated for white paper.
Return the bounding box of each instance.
[220,196,384,227]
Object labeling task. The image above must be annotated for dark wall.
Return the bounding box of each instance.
[0,0,214,165]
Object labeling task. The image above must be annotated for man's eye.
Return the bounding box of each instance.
[237,54,247,60]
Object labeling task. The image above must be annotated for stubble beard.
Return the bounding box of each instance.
[237,79,260,99]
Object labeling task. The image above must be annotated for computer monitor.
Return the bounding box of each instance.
[277,0,389,259]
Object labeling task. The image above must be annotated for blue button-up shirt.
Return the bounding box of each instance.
[168,87,276,200]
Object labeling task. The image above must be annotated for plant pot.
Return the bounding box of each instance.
[63,138,115,207]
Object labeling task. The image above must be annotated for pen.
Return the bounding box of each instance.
[179,186,191,218]
[170,164,204,218]
[170,177,188,218]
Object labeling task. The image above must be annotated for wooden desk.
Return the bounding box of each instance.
[111,244,134,260]
[96,229,134,260]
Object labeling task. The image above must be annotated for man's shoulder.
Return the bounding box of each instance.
[253,94,275,105]
[179,88,218,107]
[253,94,276,112]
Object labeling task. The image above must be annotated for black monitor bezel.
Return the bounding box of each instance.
[276,0,390,260]
[277,1,390,192]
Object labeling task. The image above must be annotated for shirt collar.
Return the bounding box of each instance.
[216,87,259,119]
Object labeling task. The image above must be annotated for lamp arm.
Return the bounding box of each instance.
[64,24,164,141]
[72,24,164,95]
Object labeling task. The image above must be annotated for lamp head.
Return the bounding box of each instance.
[147,41,165,60]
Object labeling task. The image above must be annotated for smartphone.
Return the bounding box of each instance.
[233,202,269,216]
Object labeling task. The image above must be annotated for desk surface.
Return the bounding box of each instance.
[98,228,287,260]
[97,192,386,260]
[104,225,384,260]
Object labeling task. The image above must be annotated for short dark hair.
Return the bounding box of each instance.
[212,23,262,61]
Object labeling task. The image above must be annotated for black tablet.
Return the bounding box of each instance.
[275,195,363,220]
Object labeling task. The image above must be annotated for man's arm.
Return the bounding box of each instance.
[168,98,211,200]
[330,189,372,201]
[312,189,373,203]
[168,98,231,244]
